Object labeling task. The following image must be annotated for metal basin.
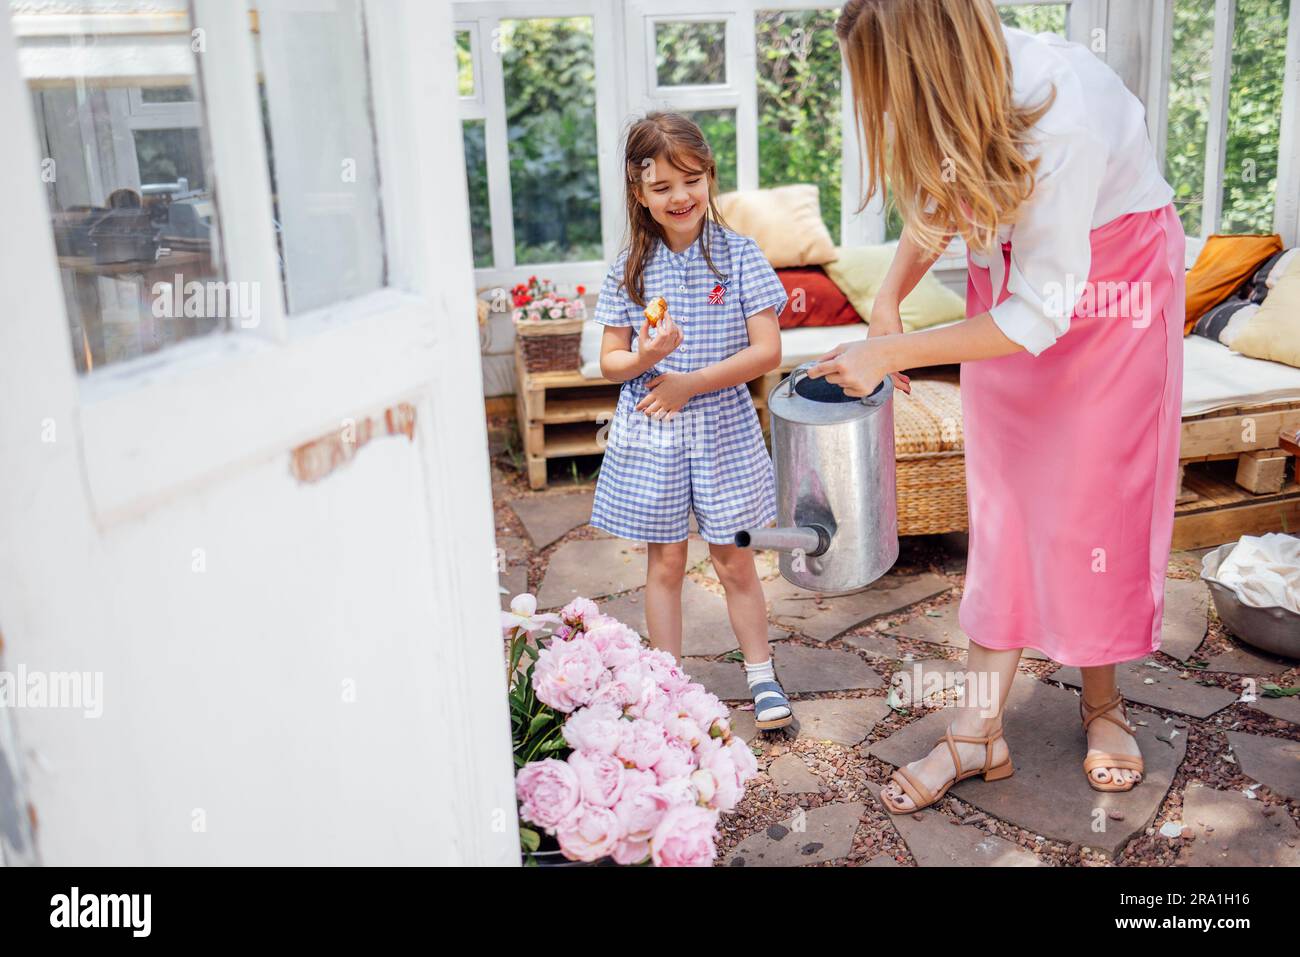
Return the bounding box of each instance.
[1200,542,1300,660]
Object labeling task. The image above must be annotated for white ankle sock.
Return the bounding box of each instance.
[744,658,790,722]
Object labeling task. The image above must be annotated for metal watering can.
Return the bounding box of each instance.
[735,361,899,593]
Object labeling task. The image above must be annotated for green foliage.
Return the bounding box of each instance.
[1165,0,1291,235]
[463,120,493,268]
[756,8,844,243]
[501,17,603,265]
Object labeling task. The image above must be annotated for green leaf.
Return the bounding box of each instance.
[519,826,541,852]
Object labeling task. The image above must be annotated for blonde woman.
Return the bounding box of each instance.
[809,0,1184,811]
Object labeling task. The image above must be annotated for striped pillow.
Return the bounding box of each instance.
[1191,297,1259,348]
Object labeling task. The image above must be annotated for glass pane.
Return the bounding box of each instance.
[140,84,194,104]
[997,3,1069,34]
[756,9,842,244]
[253,0,386,314]
[1221,0,1291,233]
[502,17,602,265]
[684,109,737,193]
[14,7,226,375]
[1165,0,1214,234]
[456,29,475,97]
[655,20,727,87]
[463,120,493,268]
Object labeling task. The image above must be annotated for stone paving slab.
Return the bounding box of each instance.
[775,644,884,693]
[768,753,823,794]
[1175,782,1300,866]
[889,658,972,708]
[1159,577,1211,661]
[729,696,891,747]
[1202,642,1293,675]
[509,490,595,549]
[536,539,647,609]
[1053,658,1238,720]
[498,565,528,611]
[863,853,904,867]
[682,658,751,701]
[864,782,1042,867]
[1226,730,1300,802]
[771,573,952,641]
[882,602,1048,661]
[840,631,907,661]
[1248,694,1300,725]
[723,802,866,867]
[601,580,748,657]
[868,678,1186,857]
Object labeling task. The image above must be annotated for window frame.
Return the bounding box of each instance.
[5,0,460,522]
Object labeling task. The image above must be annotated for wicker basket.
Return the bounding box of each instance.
[892,378,969,536]
[514,317,584,373]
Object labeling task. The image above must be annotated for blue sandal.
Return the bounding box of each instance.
[749,680,793,731]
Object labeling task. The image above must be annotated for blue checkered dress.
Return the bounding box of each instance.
[589,220,788,545]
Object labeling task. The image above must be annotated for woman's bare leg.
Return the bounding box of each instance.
[1080,664,1143,786]
[880,640,1022,812]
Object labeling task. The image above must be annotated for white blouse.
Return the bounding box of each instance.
[968,25,1175,356]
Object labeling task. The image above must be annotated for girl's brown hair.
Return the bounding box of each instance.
[836,0,1056,257]
[618,112,732,308]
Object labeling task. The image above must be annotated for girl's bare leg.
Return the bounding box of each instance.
[643,540,689,659]
[706,543,771,663]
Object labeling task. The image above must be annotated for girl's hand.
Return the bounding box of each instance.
[806,339,893,398]
[636,371,699,419]
[639,314,682,366]
[867,300,912,394]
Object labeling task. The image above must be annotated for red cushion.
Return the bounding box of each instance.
[775,267,863,328]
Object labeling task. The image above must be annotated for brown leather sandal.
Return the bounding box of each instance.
[881,721,1014,815]
[1080,691,1144,792]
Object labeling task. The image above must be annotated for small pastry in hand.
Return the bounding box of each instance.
[644,296,668,327]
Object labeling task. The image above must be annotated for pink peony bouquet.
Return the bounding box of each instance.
[503,593,757,867]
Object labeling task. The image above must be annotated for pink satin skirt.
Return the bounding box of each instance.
[959,203,1185,667]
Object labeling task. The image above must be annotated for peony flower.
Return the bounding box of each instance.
[585,620,643,669]
[697,743,742,812]
[652,736,697,785]
[610,838,651,866]
[533,637,606,713]
[676,683,729,730]
[568,749,626,808]
[663,713,706,750]
[562,702,624,755]
[515,759,581,833]
[559,597,600,631]
[556,803,620,862]
[501,593,561,638]
[651,804,720,867]
[616,718,668,771]
[612,769,669,843]
[727,735,759,785]
[639,647,691,696]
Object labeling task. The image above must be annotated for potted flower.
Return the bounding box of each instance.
[503,593,758,867]
[511,276,588,373]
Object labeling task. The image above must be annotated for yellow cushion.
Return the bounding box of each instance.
[822,244,967,332]
[1231,253,1300,368]
[716,184,837,268]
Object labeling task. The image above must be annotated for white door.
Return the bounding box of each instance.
[0,0,517,865]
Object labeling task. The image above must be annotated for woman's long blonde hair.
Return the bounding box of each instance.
[836,0,1056,257]
[618,112,731,308]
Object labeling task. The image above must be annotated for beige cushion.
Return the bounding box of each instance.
[1231,253,1300,368]
[822,244,967,332]
[716,184,837,268]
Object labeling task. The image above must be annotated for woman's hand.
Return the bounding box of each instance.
[867,299,912,394]
[636,371,700,419]
[806,339,893,398]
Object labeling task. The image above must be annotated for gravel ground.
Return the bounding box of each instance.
[488,417,1300,866]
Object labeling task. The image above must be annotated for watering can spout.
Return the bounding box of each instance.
[734,525,831,557]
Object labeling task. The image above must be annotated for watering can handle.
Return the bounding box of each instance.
[786,360,879,404]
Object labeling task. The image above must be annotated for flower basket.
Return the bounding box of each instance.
[514,315,585,373]
[510,276,587,374]
[503,593,758,867]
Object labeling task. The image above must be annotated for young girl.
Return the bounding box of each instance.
[811,0,1184,810]
[589,112,794,730]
